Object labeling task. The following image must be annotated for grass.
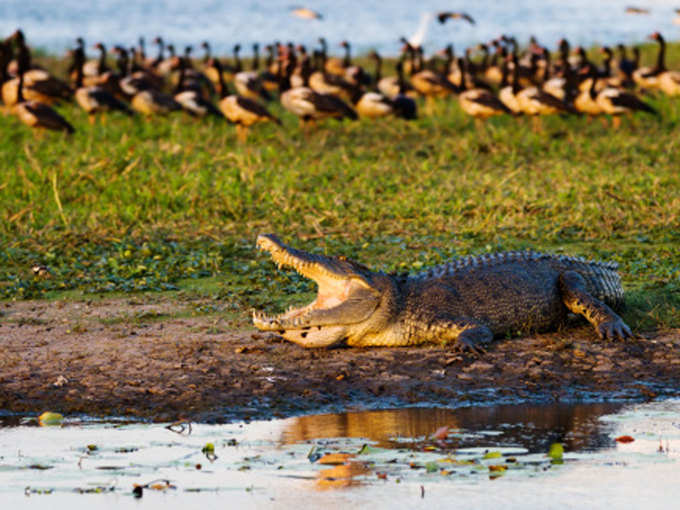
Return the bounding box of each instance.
[1,45,679,332]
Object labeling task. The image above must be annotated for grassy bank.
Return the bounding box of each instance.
[1,48,679,332]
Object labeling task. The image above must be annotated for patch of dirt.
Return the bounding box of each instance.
[1,298,679,422]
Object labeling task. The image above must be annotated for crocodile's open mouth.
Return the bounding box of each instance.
[252,234,379,331]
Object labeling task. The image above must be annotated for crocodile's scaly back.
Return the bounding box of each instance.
[410,251,623,307]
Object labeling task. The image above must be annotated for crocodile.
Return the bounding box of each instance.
[252,234,632,350]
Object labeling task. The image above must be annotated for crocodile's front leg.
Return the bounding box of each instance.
[424,315,494,353]
[559,271,632,340]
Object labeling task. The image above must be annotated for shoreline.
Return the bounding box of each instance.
[1,297,678,423]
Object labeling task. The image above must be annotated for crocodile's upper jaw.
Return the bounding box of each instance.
[252,234,381,345]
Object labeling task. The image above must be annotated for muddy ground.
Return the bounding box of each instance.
[1,297,679,422]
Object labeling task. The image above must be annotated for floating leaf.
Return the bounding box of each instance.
[425,462,439,473]
[547,443,564,461]
[483,451,502,459]
[318,453,354,465]
[615,435,635,443]
[38,412,63,426]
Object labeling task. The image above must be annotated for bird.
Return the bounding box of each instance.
[219,95,280,142]
[437,12,476,25]
[290,7,323,20]
[12,65,74,134]
[173,56,222,117]
[596,85,657,128]
[72,49,133,123]
[649,32,680,96]
[458,57,512,126]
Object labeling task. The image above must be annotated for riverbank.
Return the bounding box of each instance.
[1,296,678,422]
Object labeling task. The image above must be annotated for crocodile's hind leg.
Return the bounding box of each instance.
[429,316,494,354]
[558,271,632,340]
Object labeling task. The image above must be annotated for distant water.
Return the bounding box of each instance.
[1,0,679,56]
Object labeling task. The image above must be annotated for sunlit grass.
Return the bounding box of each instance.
[1,47,679,331]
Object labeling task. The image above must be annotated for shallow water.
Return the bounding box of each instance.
[1,400,679,509]
[1,0,680,56]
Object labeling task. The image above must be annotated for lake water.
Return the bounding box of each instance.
[1,400,679,509]
[1,0,679,56]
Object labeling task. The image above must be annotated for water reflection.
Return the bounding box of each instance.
[282,402,623,453]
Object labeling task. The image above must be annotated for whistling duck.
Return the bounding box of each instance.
[72,49,132,123]
[289,45,311,89]
[574,66,603,118]
[339,41,368,86]
[616,44,636,87]
[234,44,271,101]
[319,38,344,76]
[279,58,357,127]
[131,89,181,116]
[516,55,577,130]
[12,65,74,134]
[83,42,109,77]
[2,32,71,106]
[6,30,44,77]
[498,52,523,114]
[596,84,657,128]
[599,47,624,88]
[115,47,163,97]
[174,56,222,117]
[215,58,279,141]
[374,52,416,100]
[458,57,511,125]
[260,44,279,91]
[201,41,224,91]
[281,87,358,126]
[541,47,571,102]
[649,33,680,96]
[156,44,177,76]
[632,35,663,89]
[151,37,165,68]
[406,43,458,109]
[482,41,504,85]
[219,95,280,142]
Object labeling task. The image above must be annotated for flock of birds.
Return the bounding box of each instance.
[1,24,680,140]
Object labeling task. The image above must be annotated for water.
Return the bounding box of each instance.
[1,400,679,509]
[1,0,679,56]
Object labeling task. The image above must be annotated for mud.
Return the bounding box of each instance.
[1,297,679,422]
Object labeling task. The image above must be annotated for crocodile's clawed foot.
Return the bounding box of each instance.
[597,319,633,341]
[455,337,488,357]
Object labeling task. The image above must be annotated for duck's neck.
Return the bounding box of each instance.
[97,44,107,74]
[252,44,260,71]
[17,69,25,103]
[655,37,666,72]
[233,46,242,73]
[75,53,84,88]
[373,54,381,83]
[602,51,611,77]
[343,43,351,68]
[511,53,520,94]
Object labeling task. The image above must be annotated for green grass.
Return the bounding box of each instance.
[1,46,679,331]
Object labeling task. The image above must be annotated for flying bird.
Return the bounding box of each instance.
[437,12,476,25]
[290,6,323,20]
[624,7,650,14]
